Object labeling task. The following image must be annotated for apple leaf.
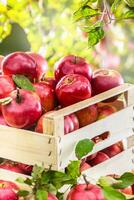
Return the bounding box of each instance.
[98,176,121,187]
[36,189,48,200]
[65,160,81,180]
[88,25,105,47]
[102,186,126,200]
[57,192,64,200]
[13,75,35,91]
[75,139,94,160]
[124,0,134,7]
[73,5,100,21]
[41,170,74,189]
[122,9,134,19]
[113,172,134,189]
[17,190,29,197]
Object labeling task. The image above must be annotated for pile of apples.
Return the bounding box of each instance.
[0,52,125,175]
[0,52,124,133]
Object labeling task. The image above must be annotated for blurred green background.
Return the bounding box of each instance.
[0,0,133,81]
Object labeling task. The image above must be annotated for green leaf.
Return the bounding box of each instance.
[36,190,48,200]
[88,25,105,47]
[75,139,94,160]
[73,5,100,21]
[66,160,81,179]
[113,172,134,189]
[13,75,35,91]
[111,0,122,13]
[98,176,121,187]
[122,9,134,19]
[17,190,29,197]
[32,165,44,180]
[124,0,134,7]
[102,186,126,200]
[41,170,73,189]
[16,177,25,184]
[24,178,33,186]
[57,192,64,200]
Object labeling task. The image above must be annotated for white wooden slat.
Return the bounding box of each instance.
[83,147,134,181]
[59,105,134,169]
[0,125,57,168]
[44,83,134,119]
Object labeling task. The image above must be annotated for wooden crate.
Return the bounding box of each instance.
[0,83,134,172]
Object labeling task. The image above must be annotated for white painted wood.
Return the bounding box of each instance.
[82,147,134,181]
[44,83,134,120]
[0,126,57,169]
[59,105,134,168]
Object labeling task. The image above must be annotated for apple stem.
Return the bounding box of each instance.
[83,174,90,190]
[73,56,77,64]
[16,88,21,103]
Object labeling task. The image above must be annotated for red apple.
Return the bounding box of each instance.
[17,163,33,175]
[86,153,98,162]
[75,104,98,127]
[48,193,58,200]
[56,74,92,107]
[67,184,105,200]
[98,105,117,120]
[34,82,55,112]
[91,69,124,101]
[43,77,57,89]
[0,113,8,126]
[0,188,18,200]
[0,180,19,191]
[102,143,123,158]
[1,52,37,82]
[54,55,93,81]
[90,152,109,166]
[120,187,133,195]
[27,52,48,81]
[35,113,79,134]
[1,89,42,128]
[0,161,24,174]
[80,162,91,172]
[0,75,15,99]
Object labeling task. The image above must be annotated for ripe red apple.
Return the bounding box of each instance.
[0,180,19,191]
[43,77,57,89]
[17,163,33,175]
[0,75,15,99]
[67,184,105,200]
[27,52,48,81]
[54,55,93,81]
[102,143,123,158]
[80,162,91,172]
[35,113,79,134]
[34,82,55,113]
[75,104,98,127]
[0,188,18,200]
[1,52,37,82]
[48,193,58,200]
[0,161,24,174]
[86,153,98,162]
[1,89,42,128]
[91,69,124,101]
[90,152,109,166]
[98,105,117,120]
[56,74,92,107]
[0,113,8,126]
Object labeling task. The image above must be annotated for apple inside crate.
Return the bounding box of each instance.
[0,83,134,173]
